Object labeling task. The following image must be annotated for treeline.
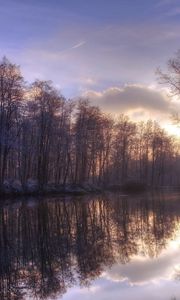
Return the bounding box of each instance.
[0,57,180,190]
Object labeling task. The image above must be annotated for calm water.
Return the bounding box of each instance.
[1,191,180,300]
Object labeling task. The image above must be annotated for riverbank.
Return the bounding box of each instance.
[1,179,178,199]
[0,179,158,199]
[0,180,103,198]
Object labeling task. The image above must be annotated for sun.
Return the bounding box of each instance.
[163,123,180,138]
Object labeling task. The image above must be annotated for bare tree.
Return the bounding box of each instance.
[0,57,24,185]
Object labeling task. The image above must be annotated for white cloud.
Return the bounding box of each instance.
[6,19,179,98]
[82,84,180,135]
[83,84,174,115]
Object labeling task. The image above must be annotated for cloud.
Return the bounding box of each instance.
[8,17,179,99]
[0,0,179,103]
[83,84,174,116]
[82,85,180,135]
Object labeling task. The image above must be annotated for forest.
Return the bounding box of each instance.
[0,56,180,194]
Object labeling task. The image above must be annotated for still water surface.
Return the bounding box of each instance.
[1,191,180,300]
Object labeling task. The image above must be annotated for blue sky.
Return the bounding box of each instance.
[0,0,180,129]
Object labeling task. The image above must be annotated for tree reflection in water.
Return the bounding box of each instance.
[0,191,179,300]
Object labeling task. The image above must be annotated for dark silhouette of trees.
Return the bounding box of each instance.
[0,56,180,191]
[0,57,24,186]
[158,50,180,98]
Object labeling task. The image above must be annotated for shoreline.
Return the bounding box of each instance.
[0,182,179,199]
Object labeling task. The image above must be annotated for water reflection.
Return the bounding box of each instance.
[0,191,180,300]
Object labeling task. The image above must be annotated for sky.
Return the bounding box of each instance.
[1,0,180,133]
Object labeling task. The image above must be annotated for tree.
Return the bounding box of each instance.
[29,80,64,188]
[112,115,136,184]
[158,50,180,97]
[0,57,24,185]
[157,50,180,124]
[0,56,180,191]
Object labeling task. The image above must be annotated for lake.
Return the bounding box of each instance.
[1,191,180,300]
